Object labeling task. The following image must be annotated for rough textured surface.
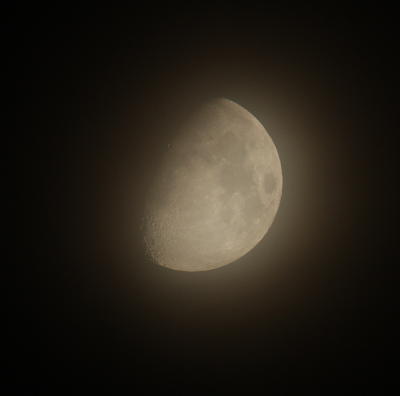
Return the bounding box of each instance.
[144,98,282,271]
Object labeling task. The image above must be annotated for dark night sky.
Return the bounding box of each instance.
[14,4,394,389]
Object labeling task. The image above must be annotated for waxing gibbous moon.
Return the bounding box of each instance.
[144,98,282,272]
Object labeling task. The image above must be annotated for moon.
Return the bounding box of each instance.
[144,98,282,272]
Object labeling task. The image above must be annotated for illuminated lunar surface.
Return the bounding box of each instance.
[144,98,282,272]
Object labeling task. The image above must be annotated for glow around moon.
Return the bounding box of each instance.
[144,98,282,272]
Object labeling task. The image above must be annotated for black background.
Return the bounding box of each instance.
[14,4,394,389]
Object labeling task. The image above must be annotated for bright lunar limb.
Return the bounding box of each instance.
[144,98,282,272]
